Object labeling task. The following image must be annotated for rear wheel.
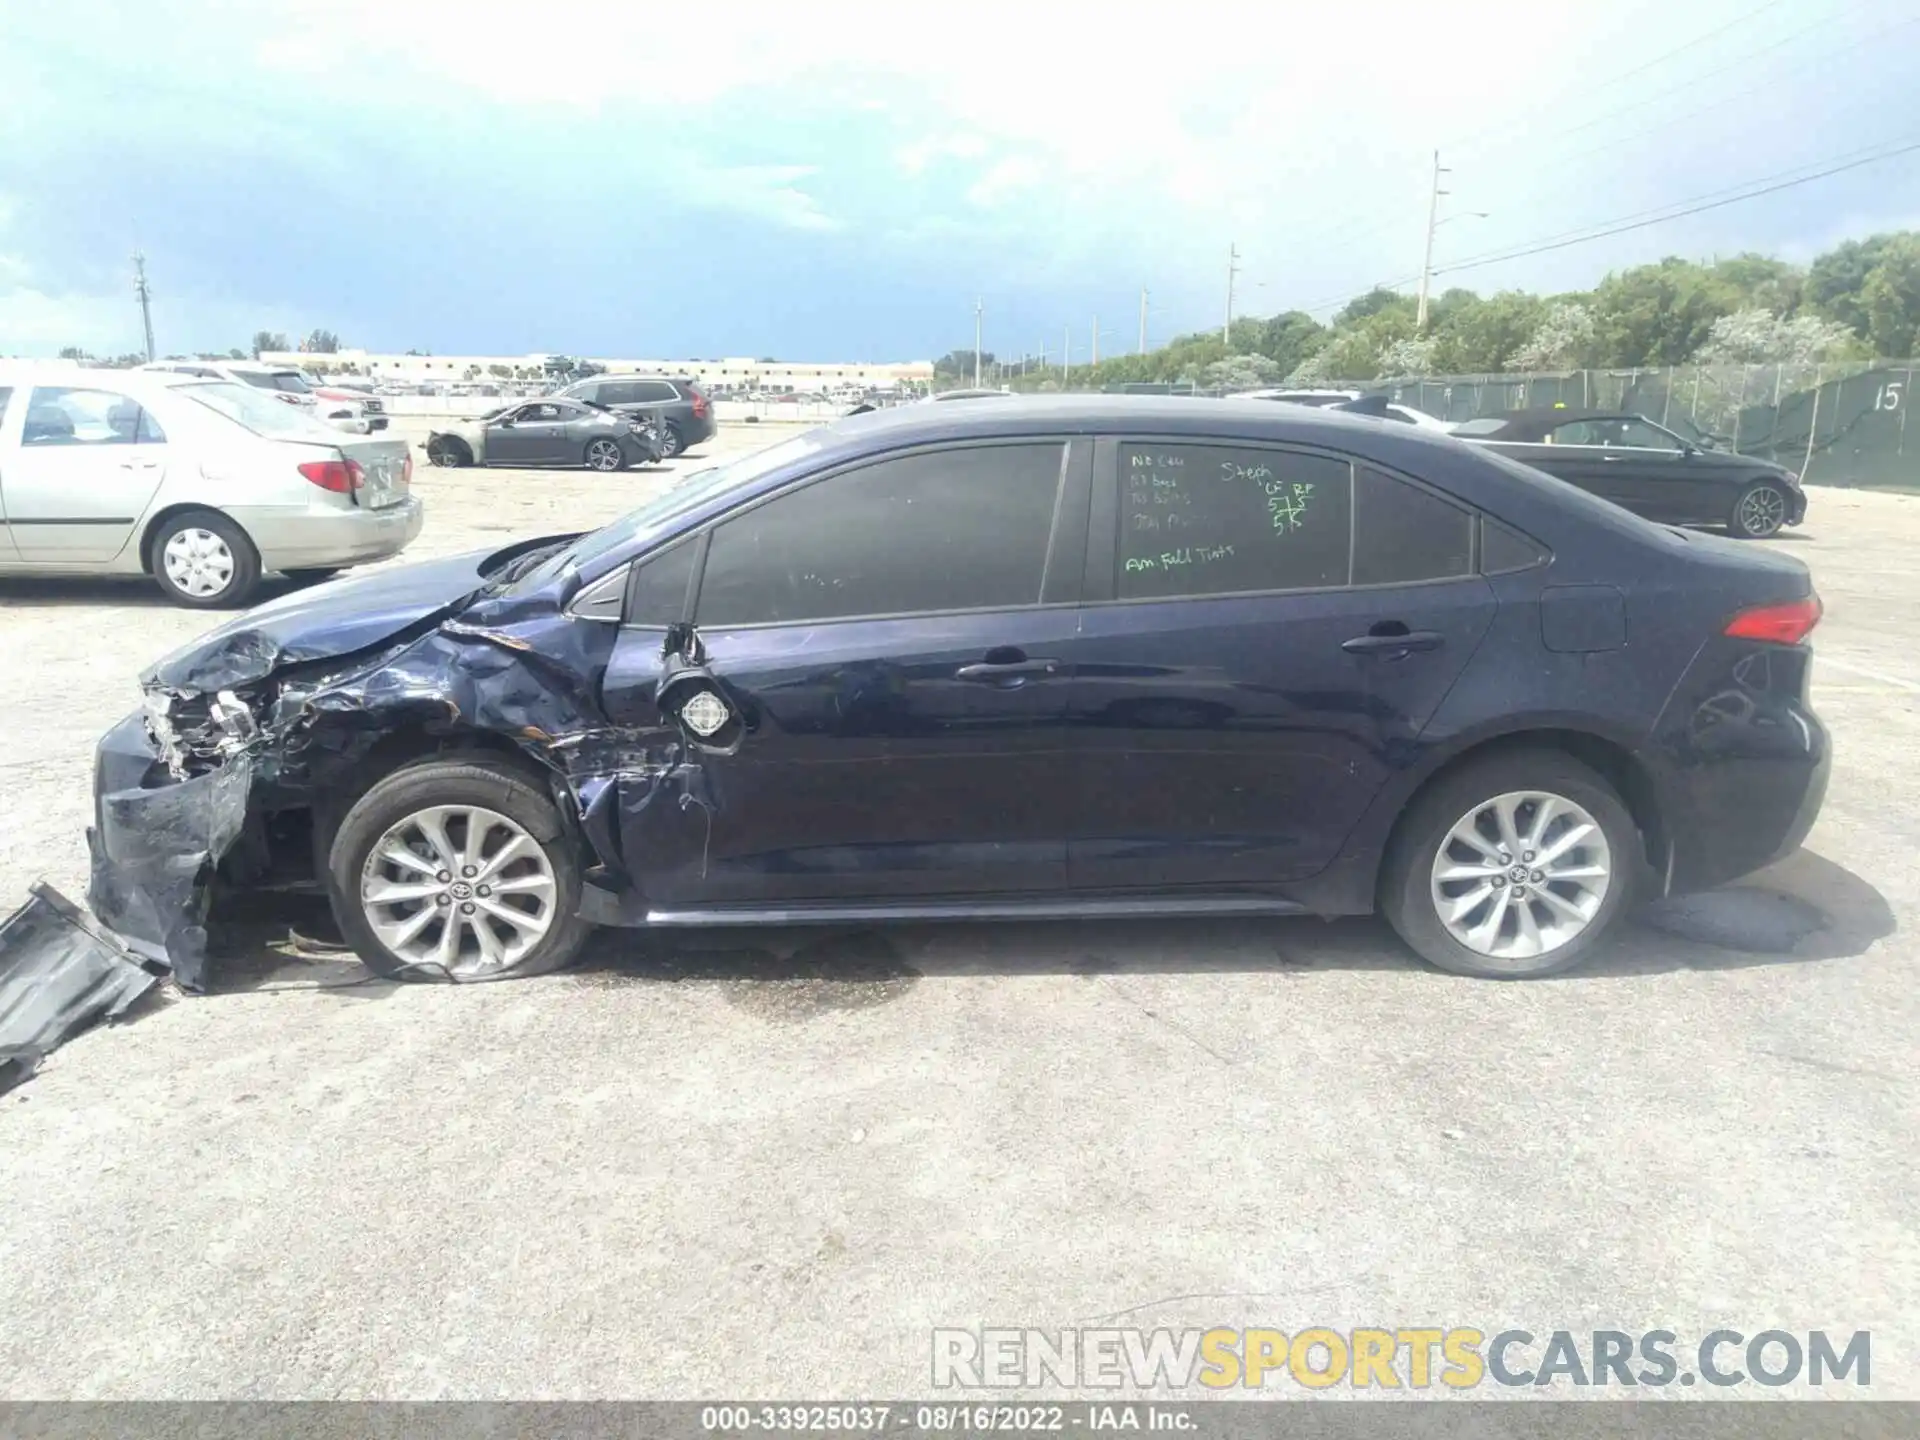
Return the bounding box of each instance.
[656,423,683,458]
[150,509,262,609]
[1380,750,1635,979]
[584,437,626,471]
[1729,481,1788,538]
[326,756,593,982]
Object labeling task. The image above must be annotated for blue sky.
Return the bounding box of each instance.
[2,0,1916,363]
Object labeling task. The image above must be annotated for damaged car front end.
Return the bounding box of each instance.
[81,431,826,990]
[86,531,731,990]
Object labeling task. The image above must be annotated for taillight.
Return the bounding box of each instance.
[690,386,709,419]
[402,451,413,485]
[1725,594,1822,645]
[298,458,365,494]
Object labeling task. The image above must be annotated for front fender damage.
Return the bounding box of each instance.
[86,600,724,990]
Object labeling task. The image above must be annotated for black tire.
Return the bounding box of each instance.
[326,756,594,983]
[1379,748,1636,979]
[149,509,262,609]
[656,423,682,458]
[427,436,470,468]
[1728,480,1789,538]
[584,436,627,472]
[283,567,341,585]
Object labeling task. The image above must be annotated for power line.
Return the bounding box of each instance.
[1431,136,1920,278]
[1274,0,1804,268]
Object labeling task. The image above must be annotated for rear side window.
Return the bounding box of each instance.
[1482,518,1550,573]
[696,443,1066,626]
[1117,443,1352,600]
[1352,468,1472,584]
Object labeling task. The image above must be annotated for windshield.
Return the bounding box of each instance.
[510,431,827,591]
[176,381,347,440]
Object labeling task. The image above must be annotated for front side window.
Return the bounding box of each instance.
[1608,419,1683,450]
[696,443,1066,627]
[1117,443,1352,600]
[21,387,159,447]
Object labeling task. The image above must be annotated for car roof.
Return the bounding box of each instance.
[0,362,194,394]
[812,393,1472,461]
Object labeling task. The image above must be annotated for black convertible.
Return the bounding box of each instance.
[1452,408,1806,538]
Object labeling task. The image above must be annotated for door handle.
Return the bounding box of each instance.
[956,658,1059,681]
[1342,630,1443,656]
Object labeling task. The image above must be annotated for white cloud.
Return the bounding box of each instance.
[690,165,841,232]
[966,156,1044,209]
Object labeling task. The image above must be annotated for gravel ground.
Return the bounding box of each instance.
[0,428,1914,1399]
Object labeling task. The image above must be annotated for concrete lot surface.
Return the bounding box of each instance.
[0,425,1914,1399]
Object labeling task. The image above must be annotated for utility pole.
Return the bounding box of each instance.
[1138,287,1148,355]
[1223,243,1239,344]
[1416,149,1450,332]
[132,252,155,362]
[1091,315,1099,366]
[1062,325,1070,385]
[973,297,983,387]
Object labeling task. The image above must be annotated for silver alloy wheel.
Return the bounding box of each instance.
[586,438,622,470]
[358,803,557,977]
[1428,789,1612,966]
[656,425,680,458]
[1738,485,1786,536]
[161,527,236,598]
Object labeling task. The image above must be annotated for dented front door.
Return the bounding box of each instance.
[598,437,1090,909]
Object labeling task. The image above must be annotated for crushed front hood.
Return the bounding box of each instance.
[143,537,573,693]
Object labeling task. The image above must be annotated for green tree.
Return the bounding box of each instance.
[1806,234,1900,337]
[487,363,511,378]
[304,328,341,353]
[227,348,246,360]
[1710,254,1803,315]
[57,345,89,361]
[1334,287,1411,327]
[1587,259,1741,366]
[1862,236,1920,357]
[1255,311,1325,376]
[252,330,290,357]
[1431,290,1547,373]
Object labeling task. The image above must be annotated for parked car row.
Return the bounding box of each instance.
[0,363,420,608]
[89,394,1828,992]
[140,361,391,436]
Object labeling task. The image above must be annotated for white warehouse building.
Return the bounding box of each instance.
[261,350,935,392]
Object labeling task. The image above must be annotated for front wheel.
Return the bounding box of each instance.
[584,437,626,471]
[151,509,262,608]
[1729,481,1789,538]
[326,757,594,982]
[426,437,470,468]
[1380,750,1635,979]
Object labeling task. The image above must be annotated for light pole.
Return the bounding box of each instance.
[132,252,155,362]
[973,297,983,387]
[1223,243,1240,344]
[1138,287,1149,355]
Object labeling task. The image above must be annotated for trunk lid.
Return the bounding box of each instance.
[336,434,412,508]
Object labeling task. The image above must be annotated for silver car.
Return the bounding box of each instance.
[0,364,423,607]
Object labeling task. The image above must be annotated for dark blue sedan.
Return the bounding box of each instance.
[91,396,1828,987]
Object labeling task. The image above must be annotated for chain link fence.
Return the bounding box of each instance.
[1379,363,1917,488]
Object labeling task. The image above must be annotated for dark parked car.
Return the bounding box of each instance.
[91,397,1826,991]
[556,375,715,458]
[424,399,662,471]
[1453,408,1806,538]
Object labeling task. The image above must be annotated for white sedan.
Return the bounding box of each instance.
[0,364,423,607]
